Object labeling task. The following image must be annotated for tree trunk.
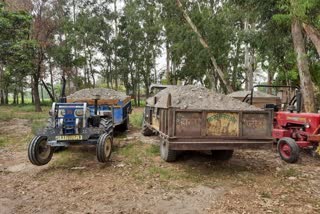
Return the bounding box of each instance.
[302,23,320,57]
[5,89,9,104]
[0,89,4,104]
[244,19,254,90]
[41,84,44,103]
[21,87,24,105]
[166,40,171,84]
[33,75,42,112]
[176,0,232,93]
[291,19,316,112]
[49,60,55,100]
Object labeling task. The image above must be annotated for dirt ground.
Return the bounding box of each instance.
[1,110,320,214]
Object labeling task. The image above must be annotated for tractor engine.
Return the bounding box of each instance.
[51,103,91,135]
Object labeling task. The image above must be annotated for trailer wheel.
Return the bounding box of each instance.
[96,133,113,163]
[160,139,176,162]
[211,150,234,161]
[28,136,53,166]
[277,137,299,163]
[142,122,153,136]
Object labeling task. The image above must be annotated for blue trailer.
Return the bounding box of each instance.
[28,86,132,166]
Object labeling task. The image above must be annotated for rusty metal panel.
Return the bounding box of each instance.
[175,112,202,136]
[152,115,160,130]
[242,113,270,137]
[206,112,239,136]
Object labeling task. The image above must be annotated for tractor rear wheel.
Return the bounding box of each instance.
[160,139,176,162]
[96,133,113,163]
[211,150,234,161]
[28,136,53,166]
[99,118,113,134]
[277,137,300,163]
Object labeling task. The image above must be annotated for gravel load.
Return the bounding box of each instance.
[147,85,262,110]
[67,88,129,101]
[228,90,277,98]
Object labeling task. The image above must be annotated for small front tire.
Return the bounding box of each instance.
[28,136,53,166]
[96,133,113,163]
[277,137,299,163]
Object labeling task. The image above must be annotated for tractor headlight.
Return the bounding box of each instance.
[58,109,65,117]
[75,109,84,116]
[304,123,311,129]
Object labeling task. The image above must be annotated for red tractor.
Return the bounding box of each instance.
[247,85,320,163]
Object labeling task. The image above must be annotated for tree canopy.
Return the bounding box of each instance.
[0,0,319,111]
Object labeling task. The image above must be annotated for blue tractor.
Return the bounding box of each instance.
[28,78,131,166]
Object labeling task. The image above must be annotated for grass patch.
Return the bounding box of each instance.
[130,111,143,129]
[31,119,47,134]
[145,144,160,156]
[0,136,9,147]
[148,166,175,180]
[131,99,146,107]
[280,167,300,178]
[117,142,144,165]
[0,105,50,121]
[50,149,92,168]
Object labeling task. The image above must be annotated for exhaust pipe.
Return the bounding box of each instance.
[296,90,302,113]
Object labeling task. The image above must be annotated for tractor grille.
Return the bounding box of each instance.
[63,118,76,134]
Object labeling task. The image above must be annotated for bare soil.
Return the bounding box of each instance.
[147,85,261,110]
[1,109,320,214]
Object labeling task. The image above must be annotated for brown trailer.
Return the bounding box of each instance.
[143,104,274,162]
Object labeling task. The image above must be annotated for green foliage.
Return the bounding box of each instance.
[129,110,143,128]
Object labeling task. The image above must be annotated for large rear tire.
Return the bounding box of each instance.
[99,118,113,134]
[96,133,113,163]
[211,150,234,161]
[160,139,176,162]
[277,137,299,163]
[28,136,53,166]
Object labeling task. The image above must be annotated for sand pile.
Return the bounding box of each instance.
[147,85,261,110]
[67,88,129,101]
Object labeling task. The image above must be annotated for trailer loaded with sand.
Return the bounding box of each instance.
[142,85,273,162]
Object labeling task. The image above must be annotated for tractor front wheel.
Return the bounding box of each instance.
[277,137,300,163]
[96,133,113,163]
[28,136,53,166]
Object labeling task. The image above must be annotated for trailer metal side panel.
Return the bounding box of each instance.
[242,112,271,137]
[171,109,272,139]
[206,112,239,137]
[175,112,202,136]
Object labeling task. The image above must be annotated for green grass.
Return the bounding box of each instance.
[0,136,8,147]
[0,105,50,121]
[31,119,48,134]
[145,144,160,156]
[279,167,300,178]
[130,111,143,129]
[50,149,93,168]
[131,99,146,107]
